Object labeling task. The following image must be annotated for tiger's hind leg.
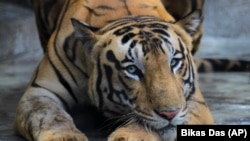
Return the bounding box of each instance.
[107,123,160,141]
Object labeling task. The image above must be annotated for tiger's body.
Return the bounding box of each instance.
[14,0,215,141]
[32,0,204,55]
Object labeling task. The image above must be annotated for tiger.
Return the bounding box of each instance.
[13,0,232,141]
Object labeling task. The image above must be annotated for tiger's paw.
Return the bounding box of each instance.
[38,130,88,141]
[107,124,160,141]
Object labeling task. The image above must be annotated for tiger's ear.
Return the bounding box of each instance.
[175,10,203,36]
[71,18,98,52]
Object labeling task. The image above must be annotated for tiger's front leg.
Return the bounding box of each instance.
[107,123,160,141]
[14,57,88,141]
[14,88,88,141]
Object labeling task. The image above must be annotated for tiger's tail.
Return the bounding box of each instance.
[195,58,250,72]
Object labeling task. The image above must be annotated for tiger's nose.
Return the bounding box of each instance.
[157,108,180,120]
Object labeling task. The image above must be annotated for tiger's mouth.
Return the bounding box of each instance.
[133,109,186,133]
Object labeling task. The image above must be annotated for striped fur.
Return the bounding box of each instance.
[14,0,216,141]
[30,0,204,54]
[161,0,205,54]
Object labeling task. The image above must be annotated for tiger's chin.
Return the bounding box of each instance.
[160,128,178,141]
[139,116,186,141]
[150,124,179,141]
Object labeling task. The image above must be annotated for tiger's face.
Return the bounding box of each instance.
[72,13,200,137]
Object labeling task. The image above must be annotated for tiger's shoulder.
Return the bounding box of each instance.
[31,0,204,54]
[31,0,203,52]
[62,0,175,28]
[45,0,180,53]
[54,0,176,37]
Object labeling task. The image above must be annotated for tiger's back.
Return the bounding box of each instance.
[33,0,204,54]
[49,0,176,52]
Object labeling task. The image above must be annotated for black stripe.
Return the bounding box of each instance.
[48,57,78,103]
[62,34,78,62]
[147,23,168,29]
[105,16,165,34]
[63,34,89,78]
[54,44,78,86]
[113,26,133,36]
[118,75,131,91]
[188,55,195,93]
[32,82,70,111]
[96,5,115,10]
[104,65,128,106]
[121,32,136,44]
[191,0,197,12]
[178,39,185,52]
[128,42,135,61]
[185,55,196,100]
[105,19,133,30]
[106,50,123,70]
[190,56,195,82]
[96,56,104,108]
[121,55,133,64]
[130,40,137,48]
[31,65,40,84]
[120,0,132,15]
[152,29,169,37]
[83,5,105,16]
[152,38,165,55]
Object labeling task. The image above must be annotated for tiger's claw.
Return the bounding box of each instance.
[107,124,160,141]
[38,130,88,141]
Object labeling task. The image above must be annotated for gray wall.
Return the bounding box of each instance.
[0,2,41,63]
[196,0,250,60]
[204,0,250,39]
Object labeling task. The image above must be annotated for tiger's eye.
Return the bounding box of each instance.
[170,59,178,67]
[126,65,137,74]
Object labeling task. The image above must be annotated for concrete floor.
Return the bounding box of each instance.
[0,1,250,141]
[0,62,249,141]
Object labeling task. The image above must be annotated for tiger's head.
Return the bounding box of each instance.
[71,10,202,138]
